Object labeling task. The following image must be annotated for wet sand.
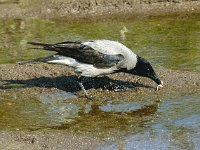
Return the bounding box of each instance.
[0,63,200,100]
[0,130,110,150]
[0,0,200,20]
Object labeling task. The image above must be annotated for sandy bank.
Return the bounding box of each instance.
[0,63,199,101]
[0,0,200,20]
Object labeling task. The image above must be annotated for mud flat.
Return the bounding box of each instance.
[0,63,199,101]
[0,0,200,20]
[0,129,110,150]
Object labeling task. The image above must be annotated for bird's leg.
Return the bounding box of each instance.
[78,76,94,99]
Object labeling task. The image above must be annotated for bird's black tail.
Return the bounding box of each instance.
[27,42,55,51]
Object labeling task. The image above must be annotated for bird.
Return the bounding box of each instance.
[28,40,163,99]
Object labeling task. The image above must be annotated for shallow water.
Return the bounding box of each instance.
[0,17,200,71]
[0,17,200,149]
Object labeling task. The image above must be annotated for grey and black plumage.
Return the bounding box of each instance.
[28,40,163,98]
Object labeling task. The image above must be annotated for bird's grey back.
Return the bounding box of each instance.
[82,40,137,69]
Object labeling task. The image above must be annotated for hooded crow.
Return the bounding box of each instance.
[28,40,163,98]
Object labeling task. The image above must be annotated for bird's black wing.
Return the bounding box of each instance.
[28,41,125,68]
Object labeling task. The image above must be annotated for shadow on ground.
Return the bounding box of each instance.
[0,75,154,92]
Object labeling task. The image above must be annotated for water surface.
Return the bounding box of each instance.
[0,18,200,71]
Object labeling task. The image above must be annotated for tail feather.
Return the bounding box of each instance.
[27,42,56,51]
[27,42,52,46]
[28,41,83,57]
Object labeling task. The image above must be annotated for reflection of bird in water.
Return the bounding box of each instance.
[28,40,163,99]
[52,101,160,130]
[120,26,129,40]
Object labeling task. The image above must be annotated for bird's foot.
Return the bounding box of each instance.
[78,92,95,100]
[85,94,95,100]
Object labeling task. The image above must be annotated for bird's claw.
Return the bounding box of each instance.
[85,94,95,100]
[78,93,95,100]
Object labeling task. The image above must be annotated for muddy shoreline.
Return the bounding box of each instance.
[0,0,200,20]
[0,63,200,101]
[0,129,110,150]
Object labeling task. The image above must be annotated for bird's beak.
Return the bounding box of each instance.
[150,74,164,91]
[150,74,162,85]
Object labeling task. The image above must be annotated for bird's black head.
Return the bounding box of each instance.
[130,56,161,85]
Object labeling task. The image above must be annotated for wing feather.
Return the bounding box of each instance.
[48,41,125,68]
